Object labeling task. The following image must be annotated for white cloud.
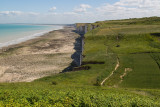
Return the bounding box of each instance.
[1,0,160,24]
[0,11,40,16]
[28,12,39,16]
[74,4,91,13]
[0,11,22,16]
[96,0,160,20]
[63,12,78,15]
[49,7,57,12]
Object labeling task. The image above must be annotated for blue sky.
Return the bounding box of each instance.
[0,0,160,24]
[0,0,117,13]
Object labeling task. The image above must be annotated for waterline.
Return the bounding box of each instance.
[0,24,63,48]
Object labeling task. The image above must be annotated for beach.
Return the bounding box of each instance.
[0,24,62,48]
[0,26,80,82]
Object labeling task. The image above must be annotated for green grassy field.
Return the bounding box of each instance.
[1,17,160,106]
[119,54,160,88]
[85,17,160,89]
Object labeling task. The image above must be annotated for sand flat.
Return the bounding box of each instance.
[0,26,79,82]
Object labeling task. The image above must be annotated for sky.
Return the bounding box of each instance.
[0,0,160,24]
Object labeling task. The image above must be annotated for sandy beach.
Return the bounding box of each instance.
[0,26,80,82]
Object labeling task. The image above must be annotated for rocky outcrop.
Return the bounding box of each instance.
[90,24,99,31]
[76,23,99,34]
[76,24,88,34]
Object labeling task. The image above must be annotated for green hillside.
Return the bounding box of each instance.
[84,17,160,88]
[1,17,160,106]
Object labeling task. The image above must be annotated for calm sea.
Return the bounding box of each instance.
[0,24,63,48]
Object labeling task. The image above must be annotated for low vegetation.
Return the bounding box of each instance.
[1,17,160,106]
[84,17,160,89]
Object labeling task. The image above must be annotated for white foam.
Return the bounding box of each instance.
[0,26,63,49]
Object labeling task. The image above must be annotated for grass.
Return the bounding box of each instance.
[88,17,160,89]
[0,82,160,106]
[1,17,160,106]
[119,54,160,88]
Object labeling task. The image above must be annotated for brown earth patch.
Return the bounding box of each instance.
[119,68,132,83]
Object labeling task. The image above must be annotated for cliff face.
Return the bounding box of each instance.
[76,23,99,34]
[76,23,88,34]
[74,23,100,66]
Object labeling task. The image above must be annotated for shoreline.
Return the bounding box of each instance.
[0,25,63,49]
[0,26,80,82]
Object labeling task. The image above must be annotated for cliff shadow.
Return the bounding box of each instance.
[61,28,84,73]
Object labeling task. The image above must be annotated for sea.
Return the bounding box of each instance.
[0,24,63,48]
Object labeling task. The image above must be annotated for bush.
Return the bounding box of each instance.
[52,81,58,85]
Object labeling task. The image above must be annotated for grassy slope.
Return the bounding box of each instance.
[91,17,160,89]
[1,17,160,106]
[120,54,160,88]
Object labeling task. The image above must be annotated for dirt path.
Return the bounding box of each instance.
[119,68,132,84]
[101,58,120,86]
[0,26,80,82]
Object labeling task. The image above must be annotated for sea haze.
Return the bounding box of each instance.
[0,24,63,48]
